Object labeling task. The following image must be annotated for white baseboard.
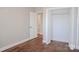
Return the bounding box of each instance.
[0,38,32,52]
[68,44,75,50]
[43,39,51,45]
[52,39,68,43]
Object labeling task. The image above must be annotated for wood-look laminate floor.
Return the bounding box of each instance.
[3,35,79,52]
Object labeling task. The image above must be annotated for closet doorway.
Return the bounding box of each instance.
[51,8,71,43]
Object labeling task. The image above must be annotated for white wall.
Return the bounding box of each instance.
[51,8,71,42]
[0,8,30,48]
[43,8,53,44]
[68,8,77,49]
[76,8,79,49]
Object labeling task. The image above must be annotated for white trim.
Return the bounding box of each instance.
[68,44,75,50]
[76,8,79,50]
[43,39,51,45]
[68,8,77,50]
[43,9,49,45]
[52,39,68,43]
[0,38,33,52]
[47,7,70,10]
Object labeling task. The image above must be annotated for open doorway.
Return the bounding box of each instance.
[29,11,43,39]
[51,8,71,43]
[37,13,43,37]
[29,12,38,39]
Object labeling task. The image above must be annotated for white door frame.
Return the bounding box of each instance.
[29,11,38,39]
[76,8,79,49]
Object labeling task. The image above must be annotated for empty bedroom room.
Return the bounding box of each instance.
[0,7,79,52]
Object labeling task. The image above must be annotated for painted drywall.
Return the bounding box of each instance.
[43,8,51,44]
[51,8,71,42]
[76,8,79,49]
[69,8,77,49]
[0,8,30,48]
